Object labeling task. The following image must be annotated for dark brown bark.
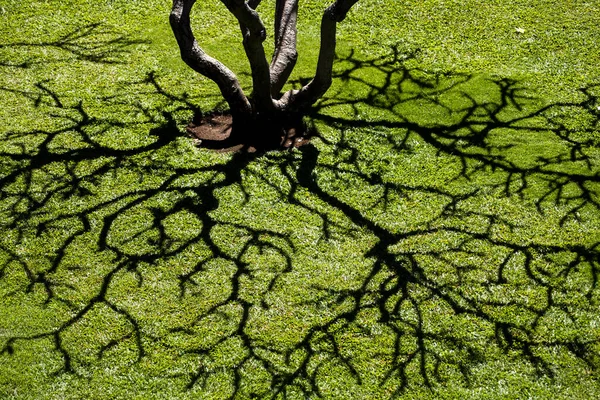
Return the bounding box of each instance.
[276,0,359,111]
[170,0,360,139]
[247,0,261,9]
[270,0,298,97]
[221,0,274,113]
[170,0,252,117]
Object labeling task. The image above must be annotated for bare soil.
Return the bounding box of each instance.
[186,113,313,153]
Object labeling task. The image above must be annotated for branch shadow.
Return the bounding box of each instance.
[1,43,599,398]
[0,22,150,68]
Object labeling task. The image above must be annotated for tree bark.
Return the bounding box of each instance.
[276,0,359,111]
[170,0,252,117]
[270,0,298,97]
[172,0,360,140]
[222,0,275,114]
[247,0,261,9]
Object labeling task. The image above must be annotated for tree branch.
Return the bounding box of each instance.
[270,0,299,97]
[276,0,359,111]
[170,0,252,116]
[221,0,274,113]
[247,0,262,10]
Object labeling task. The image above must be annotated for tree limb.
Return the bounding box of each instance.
[170,0,252,116]
[221,0,274,113]
[276,0,359,111]
[247,0,262,10]
[270,0,298,97]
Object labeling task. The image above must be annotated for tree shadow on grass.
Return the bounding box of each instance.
[0,44,599,398]
[275,47,600,395]
[0,22,150,68]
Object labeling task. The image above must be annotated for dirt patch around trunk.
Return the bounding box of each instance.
[186,113,314,153]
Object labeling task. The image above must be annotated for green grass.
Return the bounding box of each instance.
[1,0,600,399]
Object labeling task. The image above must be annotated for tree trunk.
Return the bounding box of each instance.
[170,0,360,150]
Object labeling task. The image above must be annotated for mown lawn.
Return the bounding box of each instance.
[1,0,600,398]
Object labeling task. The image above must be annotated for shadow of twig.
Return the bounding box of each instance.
[1,45,599,398]
[0,22,149,68]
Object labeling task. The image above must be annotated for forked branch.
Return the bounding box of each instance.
[277,0,359,111]
[170,0,252,116]
[221,0,274,112]
[171,0,360,119]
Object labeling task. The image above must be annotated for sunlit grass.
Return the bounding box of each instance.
[1,0,600,399]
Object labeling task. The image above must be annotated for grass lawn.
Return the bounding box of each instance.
[1,0,600,398]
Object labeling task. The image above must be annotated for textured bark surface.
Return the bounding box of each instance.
[276,0,359,111]
[170,0,360,149]
[270,0,298,97]
[170,0,252,117]
[223,0,274,113]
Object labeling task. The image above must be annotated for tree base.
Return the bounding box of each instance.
[186,112,314,153]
